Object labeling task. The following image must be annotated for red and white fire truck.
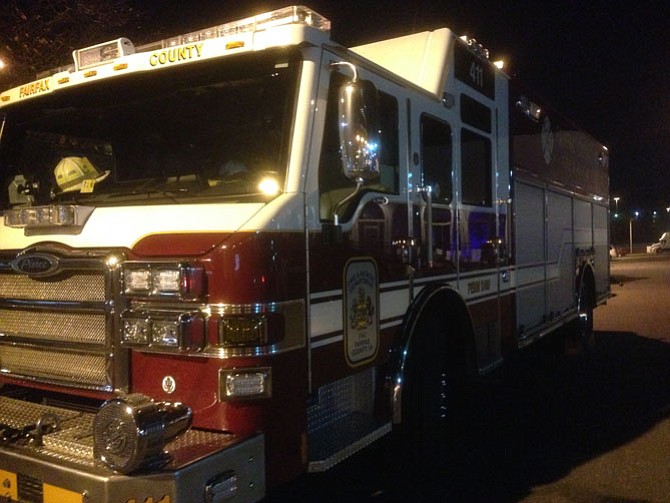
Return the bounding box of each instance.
[0,5,609,502]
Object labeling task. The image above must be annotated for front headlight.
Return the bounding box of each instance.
[121,311,205,352]
[122,263,205,299]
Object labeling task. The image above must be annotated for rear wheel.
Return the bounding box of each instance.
[565,279,594,353]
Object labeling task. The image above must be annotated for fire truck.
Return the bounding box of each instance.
[0,5,609,502]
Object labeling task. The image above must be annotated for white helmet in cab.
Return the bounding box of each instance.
[54,156,110,193]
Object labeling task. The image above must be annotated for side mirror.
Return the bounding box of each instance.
[338,79,380,182]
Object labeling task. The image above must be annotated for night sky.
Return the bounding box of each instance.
[152,0,669,215]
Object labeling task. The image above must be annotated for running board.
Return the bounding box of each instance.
[308,413,391,472]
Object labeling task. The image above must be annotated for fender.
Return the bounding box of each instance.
[389,282,475,424]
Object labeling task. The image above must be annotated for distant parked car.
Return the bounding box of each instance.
[646,232,670,254]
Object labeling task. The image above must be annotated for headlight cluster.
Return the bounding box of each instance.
[122,263,204,299]
[119,262,286,356]
[120,262,206,353]
[121,311,204,352]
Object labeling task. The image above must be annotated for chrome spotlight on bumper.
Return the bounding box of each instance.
[93,394,192,474]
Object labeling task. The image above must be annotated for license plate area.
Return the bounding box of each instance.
[0,470,82,503]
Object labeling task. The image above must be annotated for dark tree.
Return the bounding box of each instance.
[0,0,159,86]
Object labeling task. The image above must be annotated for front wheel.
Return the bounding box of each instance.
[398,309,469,484]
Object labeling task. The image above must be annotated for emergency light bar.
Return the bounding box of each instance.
[71,5,330,71]
[162,5,331,48]
[1,6,331,105]
[74,38,135,71]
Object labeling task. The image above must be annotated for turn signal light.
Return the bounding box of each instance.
[219,368,272,400]
[218,314,284,347]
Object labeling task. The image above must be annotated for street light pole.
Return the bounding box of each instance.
[629,211,639,255]
[612,197,621,244]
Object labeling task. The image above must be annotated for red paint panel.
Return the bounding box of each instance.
[131,352,265,434]
[510,80,608,198]
[131,348,308,489]
[130,232,306,304]
[133,232,230,257]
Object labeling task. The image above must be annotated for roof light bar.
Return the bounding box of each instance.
[459,35,490,59]
[73,38,135,71]
[159,5,330,49]
[37,6,330,82]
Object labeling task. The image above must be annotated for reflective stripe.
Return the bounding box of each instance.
[43,482,82,503]
[0,469,18,500]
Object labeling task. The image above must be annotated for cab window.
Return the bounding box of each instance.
[461,128,492,206]
[421,114,452,203]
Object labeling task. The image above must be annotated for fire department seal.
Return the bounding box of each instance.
[343,258,379,366]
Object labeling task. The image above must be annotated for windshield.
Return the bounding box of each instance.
[0,48,300,209]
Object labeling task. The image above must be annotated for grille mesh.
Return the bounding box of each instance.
[0,308,106,344]
[0,346,109,386]
[0,273,104,301]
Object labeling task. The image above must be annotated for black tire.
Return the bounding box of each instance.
[567,279,595,353]
[399,308,468,484]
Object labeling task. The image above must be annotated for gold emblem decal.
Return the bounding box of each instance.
[343,258,379,366]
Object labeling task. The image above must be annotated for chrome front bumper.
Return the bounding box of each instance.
[0,397,265,502]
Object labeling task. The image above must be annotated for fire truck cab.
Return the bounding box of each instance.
[0,6,609,502]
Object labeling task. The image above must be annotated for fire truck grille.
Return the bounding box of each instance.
[0,254,125,392]
[0,272,105,301]
[0,308,106,345]
[0,346,109,386]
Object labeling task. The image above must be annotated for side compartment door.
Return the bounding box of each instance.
[514,180,547,339]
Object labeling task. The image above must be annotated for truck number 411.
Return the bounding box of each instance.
[469,62,484,88]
